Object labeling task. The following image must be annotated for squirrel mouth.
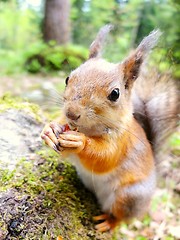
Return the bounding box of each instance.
[68,122,79,131]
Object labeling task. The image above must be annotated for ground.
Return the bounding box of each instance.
[0,74,179,240]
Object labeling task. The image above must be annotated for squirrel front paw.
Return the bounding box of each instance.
[41,122,68,152]
[41,122,86,153]
[58,131,86,153]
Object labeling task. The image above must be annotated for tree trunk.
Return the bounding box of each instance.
[43,0,70,45]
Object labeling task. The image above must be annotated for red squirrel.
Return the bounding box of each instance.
[41,25,179,232]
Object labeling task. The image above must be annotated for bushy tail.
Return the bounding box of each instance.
[132,67,179,158]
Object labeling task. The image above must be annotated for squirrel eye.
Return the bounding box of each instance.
[108,88,120,102]
[65,76,69,85]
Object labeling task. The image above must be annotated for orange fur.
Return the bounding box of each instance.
[78,132,128,174]
[77,118,154,177]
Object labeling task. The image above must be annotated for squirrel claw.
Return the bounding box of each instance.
[93,214,109,221]
[41,122,65,152]
[95,220,111,232]
[49,122,64,138]
[41,134,60,152]
[93,214,117,232]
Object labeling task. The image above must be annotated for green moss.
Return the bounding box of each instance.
[0,93,43,122]
[0,147,112,239]
[0,169,15,184]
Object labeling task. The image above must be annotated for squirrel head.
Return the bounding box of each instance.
[63,25,161,137]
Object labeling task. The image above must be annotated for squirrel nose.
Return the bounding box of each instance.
[66,111,80,121]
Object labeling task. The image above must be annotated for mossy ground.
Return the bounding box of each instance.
[0,147,113,240]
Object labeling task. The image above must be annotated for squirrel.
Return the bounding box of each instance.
[41,25,179,232]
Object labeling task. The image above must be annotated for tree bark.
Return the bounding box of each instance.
[43,0,70,45]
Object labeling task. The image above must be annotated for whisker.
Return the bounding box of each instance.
[120,125,150,146]
[96,114,149,146]
[96,114,121,132]
[45,86,64,100]
[47,93,64,103]
[40,102,60,110]
[41,88,64,108]
[48,86,64,96]
[45,97,63,106]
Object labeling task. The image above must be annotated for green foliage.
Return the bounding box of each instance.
[0,1,41,50]
[136,237,147,240]
[24,41,88,73]
[169,133,180,156]
[0,0,42,74]
[0,0,179,77]
[71,0,180,77]
[132,0,180,77]
[0,49,25,74]
[170,133,180,148]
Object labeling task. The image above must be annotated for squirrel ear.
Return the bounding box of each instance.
[122,29,162,89]
[89,24,114,59]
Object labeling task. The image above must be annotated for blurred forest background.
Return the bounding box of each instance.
[0,1,179,239]
[0,0,180,108]
[0,0,179,77]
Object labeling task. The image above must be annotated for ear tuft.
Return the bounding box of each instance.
[122,29,162,89]
[89,24,114,59]
[136,29,162,56]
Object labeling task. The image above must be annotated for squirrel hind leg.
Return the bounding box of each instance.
[93,214,119,232]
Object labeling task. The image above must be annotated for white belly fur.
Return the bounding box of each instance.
[69,155,156,214]
[69,155,118,212]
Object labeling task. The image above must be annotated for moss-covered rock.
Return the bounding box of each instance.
[0,94,44,169]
